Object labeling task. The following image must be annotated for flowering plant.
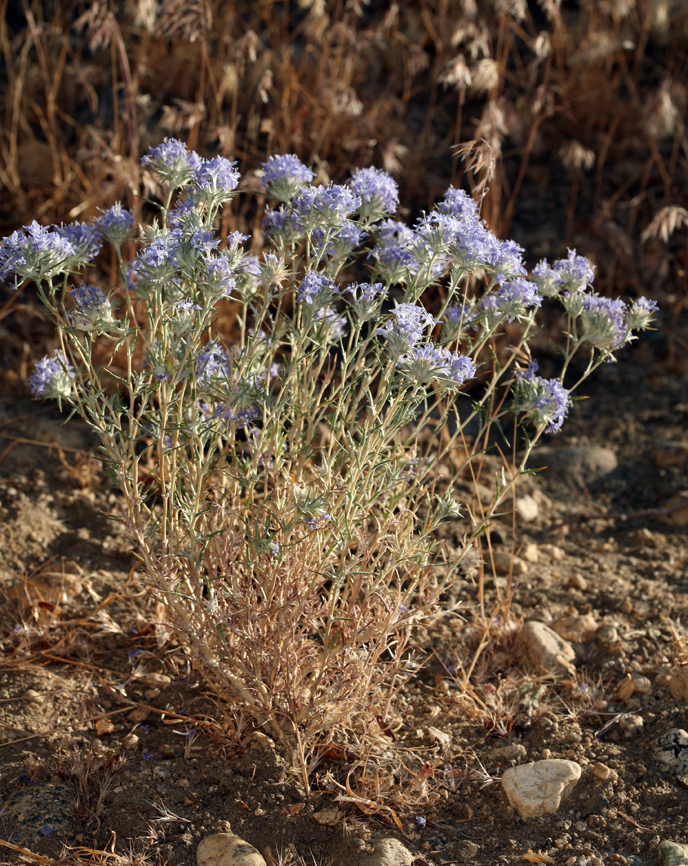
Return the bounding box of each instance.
[0,140,656,786]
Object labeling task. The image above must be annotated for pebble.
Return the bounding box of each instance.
[491,550,528,575]
[552,612,598,644]
[654,729,688,776]
[658,492,688,527]
[669,668,688,701]
[529,445,618,486]
[581,791,609,818]
[516,494,539,523]
[360,837,416,866]
[522,542,540,563]
[489,743,527,764]
[312,808,346,826]
[501,759,581,818]
[591,762,616,782]
[617,673,653,702]
[95,718,114,736]
[540,543,565,562]
[454,840,480,862]
[196,833,266,866]
[139,673,172,689]
[518,621,576,675]
[21,689,42,704]
[567,574,588,590]
[659,840,688,865]
[618,714,644,738]
[128,707,150,723]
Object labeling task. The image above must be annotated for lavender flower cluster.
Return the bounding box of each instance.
[0,137,659,440]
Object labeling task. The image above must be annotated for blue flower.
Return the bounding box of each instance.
[192,156,241,205]
[261,154,314,202]
[29,351,75,400]
[69,283,115,332]
[348,166,399,217]
[514,362,571,433]
[297,272,339,307]
[95,203,134,245]
[376,303,439,353]
[0,221,76,286]
[142,138,202,187]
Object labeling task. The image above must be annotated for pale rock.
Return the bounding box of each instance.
[423,725,452,751]
[617,673,653,702]
[139,673,172,688]
[658,492,688,527]
[516,494,539,523]
[312,808,345,826]
[122,733,139,750]
[95,718,114,736]
[522,542,540,563]
[591,762,616,782]
[21,689,43,704]
[618,714,644,738]
[360,837,415,866]
[197,833,266,866]
[655,729,688,776]
[659,840,688,865]
[491,551,528,575]
[670,668,688,701]
[567,573,588,590]
[540,543,565,562]
[502,759,581,818]
[529,445,618,486]
[552,612,597,644]
[454,840,480,861]
[489,743,527,764]
[518,621,576,675]
[128,707,150,723]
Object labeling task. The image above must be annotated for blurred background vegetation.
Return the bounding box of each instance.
[1,0,687,383]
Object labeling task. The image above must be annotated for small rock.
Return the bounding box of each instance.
[489,743,527,764]
[540,543,565,562]
[312,808,345,826]
[501,759,581,818]
[567,574,588,591]
[178,778,190,788]
[139,673,172,689]
[618,714,644,738]
[21,689,42,704]
[529,445,618,486]
[491,551,528,575]
[522,542,540,563]
[659,840,688,866]
[518,621,576,675]
[95,718,114,736]
[655,665,674,688]
[360,837,415,866]
[122,733,139,750]
[454,840,480,862]
[516,495,539,523]
[423,726,452,751]
[197,833,266,866]
[617,673,653,702]
[581,791,609,818]
[594,624,621,651]
[670,668,688,701]
[658,492,688,527]
[128,707,150,723]
[591,762,616,782]
[655,729,688,776]
[552,612,597,644]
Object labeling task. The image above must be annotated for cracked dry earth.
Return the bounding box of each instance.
[0,353,688,866]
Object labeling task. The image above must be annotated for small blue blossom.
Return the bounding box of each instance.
[439,186,479,221]
[553,249,595,292]
[0,221,76,286]
[348,166,399,217]
[376,303,439,353]
[192,156,240,206]
[481,278,541,322]
[626,296,658,330]
[261,154,314,202]
[29,351,75,400]
[142,138,202,187]
[415,816,427,829]
[297,272,339,307]
[580,293,627,351]
[306,512,331,531]
[294,184,362,230]
[397,343,476,389]
[142,752,157,760]
[69,283,115,332]
[203,257,236,297]
[41,825,53,837]
[514,361,571,433]
[196,343,230,385]
[95,203,134,245]
[56,221,103,265]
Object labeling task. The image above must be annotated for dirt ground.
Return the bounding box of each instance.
[0,334,688,866]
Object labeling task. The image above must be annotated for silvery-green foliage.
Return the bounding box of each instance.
[0,138,658,769]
